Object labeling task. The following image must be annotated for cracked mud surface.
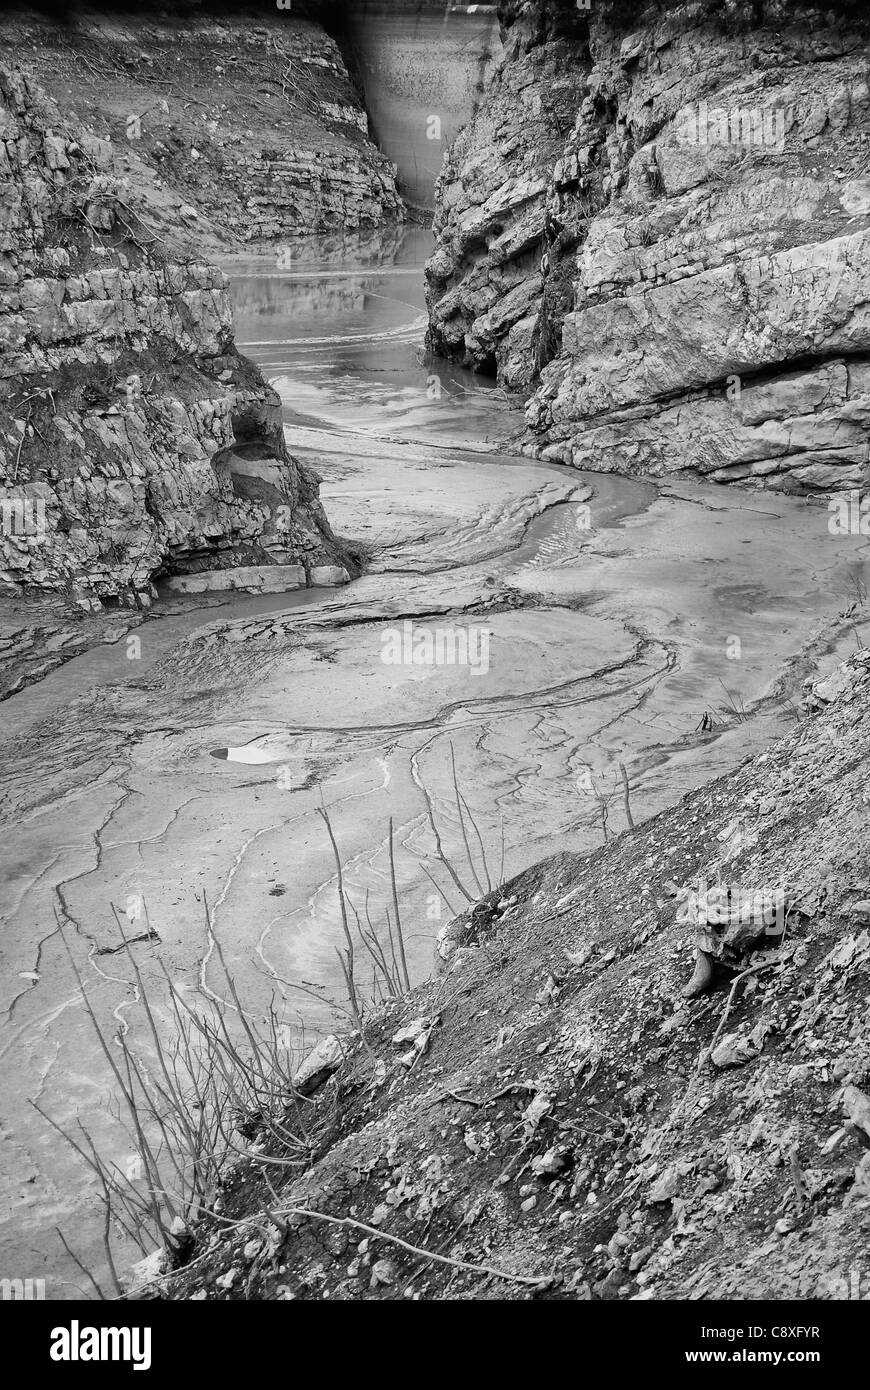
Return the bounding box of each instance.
[167,647,870,1303]
[1,230,867,1295]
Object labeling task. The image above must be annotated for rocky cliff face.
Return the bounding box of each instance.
[0,9,404,249]
[426,0,586,386]
[427,0,870,495]
[0,65,349,605]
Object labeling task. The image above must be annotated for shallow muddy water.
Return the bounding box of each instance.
[1,224,868,1294]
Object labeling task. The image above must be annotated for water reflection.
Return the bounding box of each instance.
[222,226,513,448]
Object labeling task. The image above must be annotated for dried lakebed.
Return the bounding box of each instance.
[1,229,867,1293]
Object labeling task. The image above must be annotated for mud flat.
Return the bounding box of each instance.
[1,231,867,1295]
[165,644,870,1302]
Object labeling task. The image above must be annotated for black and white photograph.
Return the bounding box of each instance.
[1,0,869,1355]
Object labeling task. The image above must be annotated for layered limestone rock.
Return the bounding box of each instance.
[0,67,347,604]
[426,1,586,386]
[0,9,404,248]
[426,0,870,495]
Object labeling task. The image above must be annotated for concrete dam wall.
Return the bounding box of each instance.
[344,3,502,210]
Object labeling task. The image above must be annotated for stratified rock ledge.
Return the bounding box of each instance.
[426,0,870,496]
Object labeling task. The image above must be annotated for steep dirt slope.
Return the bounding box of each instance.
[161,649,870,1301]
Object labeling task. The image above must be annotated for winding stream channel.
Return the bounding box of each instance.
[1,225,867,1293]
